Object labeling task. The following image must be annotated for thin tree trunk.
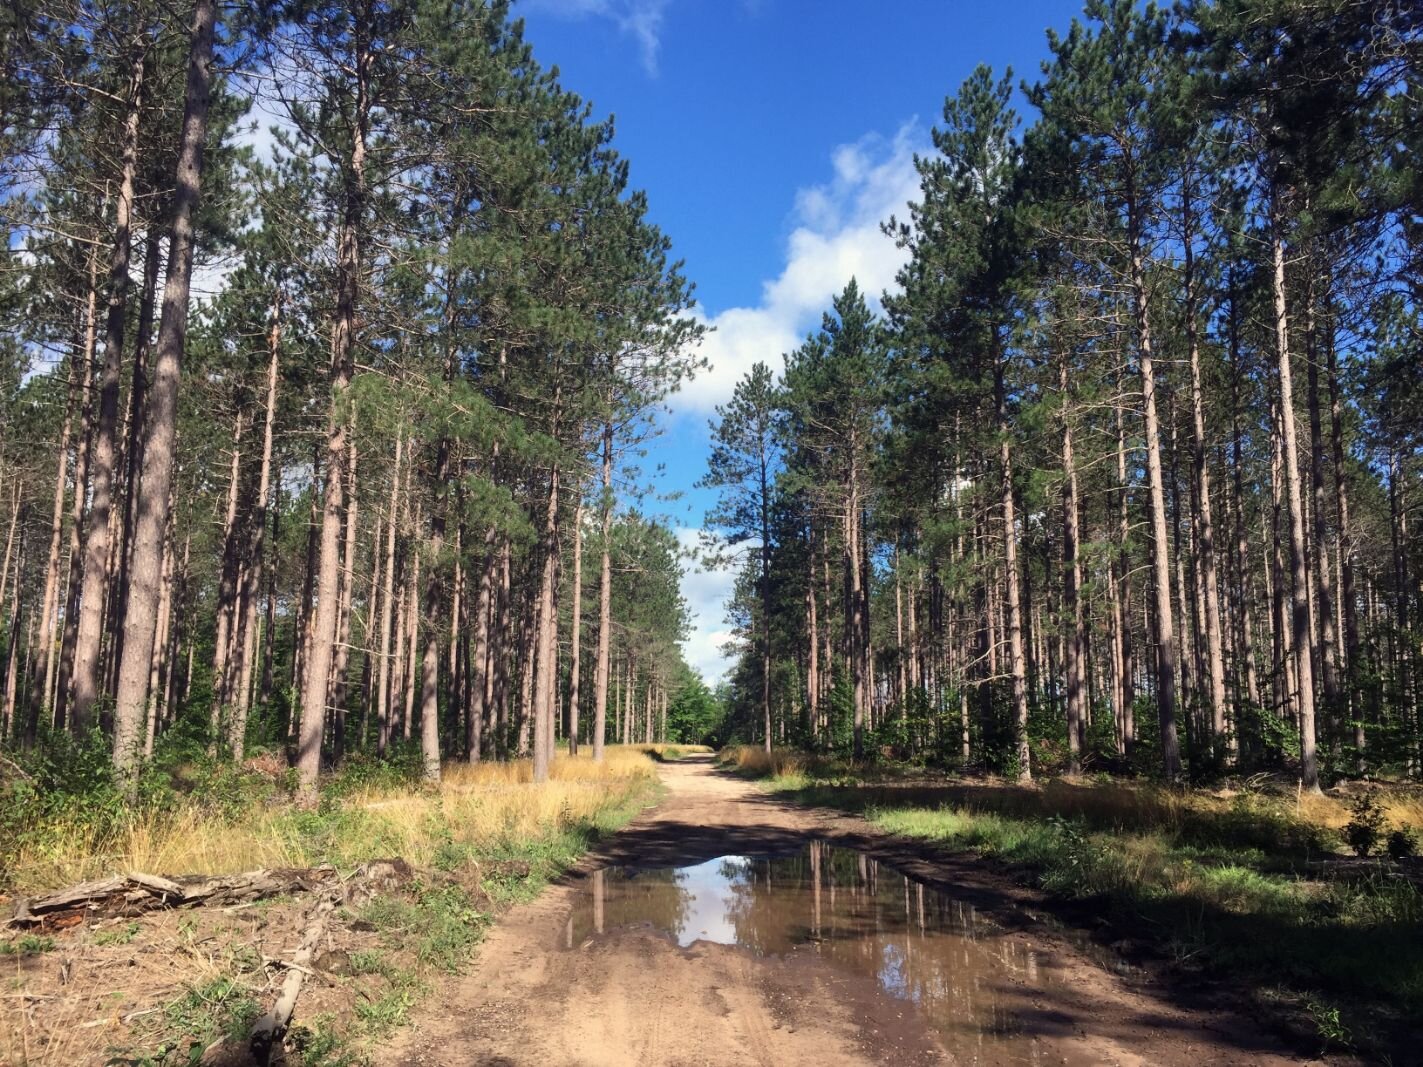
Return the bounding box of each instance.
[297,7,370,799]
[1059,355,1085,775]
[56,277,98,729]
[230,297,280,757]
[468,526,495,763]
[1271,197,1320,791]
[402,519,420,742]
[1114,400,1135,754]
[845,480,862,757]
[1129,204,1181,781]
[1305,271,1341,750]
[493,539,511,755]
[329,437,359,768]
[996,344,1031,782]
[144,513,176,756]
[2,520,27,739]
[1182,183,1227,754]
[532,467,559,783]
[419,440,447,784]
[35,310,85,732]
[592,419,613,761]
[759,430,773,754]
[377,435,402,755]
[72,44,146,733]
[211,411,245,734]
[806,529,819,742]
[114,224,163,686]
[567,497,583,757]
[1327,324,1361,760]
[1228,274,1261,717]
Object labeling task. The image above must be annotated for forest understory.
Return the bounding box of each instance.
[1,747,671,1066]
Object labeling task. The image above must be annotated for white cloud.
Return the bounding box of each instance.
[671,123,926,683]
[526,0,672,75]
[675,527,741,684]
[676,122,924,416]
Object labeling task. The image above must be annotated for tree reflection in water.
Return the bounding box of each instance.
[566,842,1057,1055]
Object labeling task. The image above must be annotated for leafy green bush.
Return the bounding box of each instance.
[1387,827,1418,861]
[1344,793,1386,857]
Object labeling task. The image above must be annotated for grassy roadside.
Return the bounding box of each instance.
[718,746,1423,1059]
[2,745,672,1065]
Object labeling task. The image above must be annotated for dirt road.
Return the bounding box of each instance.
[378,756,1313,1067]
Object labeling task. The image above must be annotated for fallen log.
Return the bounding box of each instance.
[246,896,334,1065]
[201,859,416,1066]
[9,859,423,1065]
[5,861,413,928]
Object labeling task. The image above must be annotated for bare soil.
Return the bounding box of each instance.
[378,756,1323,1067]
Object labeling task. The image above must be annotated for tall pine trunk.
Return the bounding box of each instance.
[1128,203,1181,781]
[531,468,559,783]
[111,0,216,780]
[566,497,583,757]
[996,343,1031,782]
[72,41,145,733]
[297,9,370,799]
[592,419,613,761]
[1270,196,1320,792]
[229,296,280,757]
[1059,355,1085,775]
[1182,181,1227,755]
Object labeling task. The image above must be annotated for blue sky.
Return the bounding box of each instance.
[517,0,1076,683]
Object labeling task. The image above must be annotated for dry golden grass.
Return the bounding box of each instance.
[1295,787,1423,832]
[8,747,663,894]
[734,744,1423,853]
[718,744,808,778]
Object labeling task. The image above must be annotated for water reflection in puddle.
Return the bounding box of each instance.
[566,843,1071,1063]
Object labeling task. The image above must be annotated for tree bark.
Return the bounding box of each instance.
[532,468,559,783]
[592,419,613,761]
[56,268,98,730]
[566,497,583,757]
[329,437,359,768]
[759,424,772,754]
[1128,203,1181,781]
[297,4,370,799]
[230,297,280,758]
[211,411,245,734]
[419,436,447,784]
[1305,270,1340,748]
[111,0,216,781]
[996,343,1031,782]
[402,515,420,742]
[1059,356,1085,775]
[1326,324,1361,759]
[1182,182,1227,754]
[467,525,495,763]
[1271,196,1320,791]
[71,43,146,733]
[35,290,88,733]
[377,435,402,756]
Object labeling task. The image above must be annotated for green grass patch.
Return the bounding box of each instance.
[0,933,55,956]
[767,772,1423,1058]
[135,976,264,1066]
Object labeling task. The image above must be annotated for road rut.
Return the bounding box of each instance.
[377,756,1311,1066]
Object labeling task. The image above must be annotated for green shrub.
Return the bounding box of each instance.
[1387,827,1418,861]
[1344,793,1386,857]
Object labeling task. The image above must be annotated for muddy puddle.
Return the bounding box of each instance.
[564,842,1086,1064]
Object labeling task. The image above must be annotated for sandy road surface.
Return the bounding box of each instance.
[377,756,1313,1067]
